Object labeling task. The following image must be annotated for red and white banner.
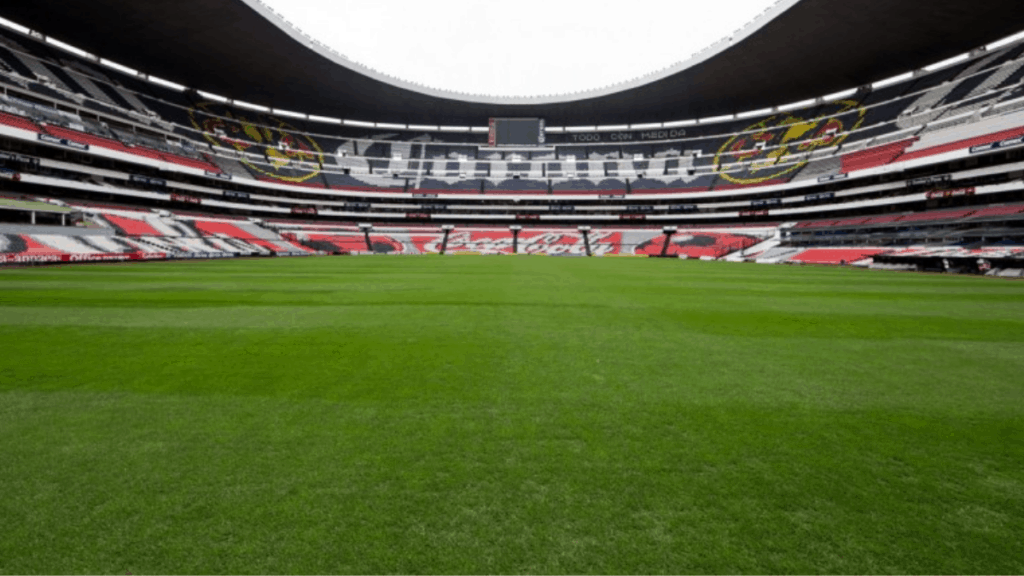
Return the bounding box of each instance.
[925,187,975,199]
[1,252,169,265]
[170,193,202,205]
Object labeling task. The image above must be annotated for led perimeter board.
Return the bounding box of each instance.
[488,118,546,147]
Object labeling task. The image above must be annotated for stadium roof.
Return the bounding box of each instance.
[5,0,1024,127]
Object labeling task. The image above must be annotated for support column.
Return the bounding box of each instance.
[578,226,592,257]
[440,225,454,255]
[661,226,678,258]
[358,223,373,253]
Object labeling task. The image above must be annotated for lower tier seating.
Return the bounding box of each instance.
[288,228,768,258]
[789,248,889,264]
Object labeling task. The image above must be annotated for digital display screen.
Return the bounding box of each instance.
[489,118,545,147]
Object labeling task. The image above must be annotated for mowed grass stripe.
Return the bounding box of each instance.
[0,257,1022,574]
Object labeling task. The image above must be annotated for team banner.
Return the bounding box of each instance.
[925,187,975,199]
[908,175,952,187]
[804,192,835,202]
[189,102,325,184]
[970,136,1024,154]
[818,174,849,183]
[1,252,169,265]
[0,151,40,169]
[170,193,202,205]
[130,174,167,187]
[38,133,90,151]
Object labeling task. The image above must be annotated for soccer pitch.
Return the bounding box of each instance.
[1,256,1022,574]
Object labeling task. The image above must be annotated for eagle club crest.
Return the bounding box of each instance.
[188,103,326,183]
[713,100,866,185]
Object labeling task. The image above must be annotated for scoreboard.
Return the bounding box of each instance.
[488,118,545,147]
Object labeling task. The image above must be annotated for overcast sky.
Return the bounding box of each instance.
[261,0,781,97]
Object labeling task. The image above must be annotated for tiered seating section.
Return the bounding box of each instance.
[283,227,769,258]
[4,19,1024,200]
[753,245,1024,266]
[0,198,315,264]
[792,203,1024,231]
[841,139,917,173]
[4,197,1021,270]
[0,20,1023,273]
[40,125,222,173]
[3,196,774,263]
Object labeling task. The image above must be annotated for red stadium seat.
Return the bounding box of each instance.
[0,111,41,133]
[791,248,888,264]
[102,214,162,236]
[841,139,918,173]
[191,220,260,240]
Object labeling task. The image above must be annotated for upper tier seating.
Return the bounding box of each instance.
[964,204,1024,219]
[64,68,119,107]
[416,178,484,192]
[207,154,254,179]
[860,214,906,225]
[900,124,1024,163]
[831,217,873,227]
[3,19,1024,239]
[551,179,627,193]
[897,208,977,223]
[490,179,547,193]
[0,111,41,132]
[789,202,1024,231]
[841,139,918,173]
[36,124,222,172]
[257,176,325,189]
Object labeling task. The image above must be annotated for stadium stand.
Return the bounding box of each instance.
[1,16,1024,271]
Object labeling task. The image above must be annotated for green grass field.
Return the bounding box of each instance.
[1,256,1023,574]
